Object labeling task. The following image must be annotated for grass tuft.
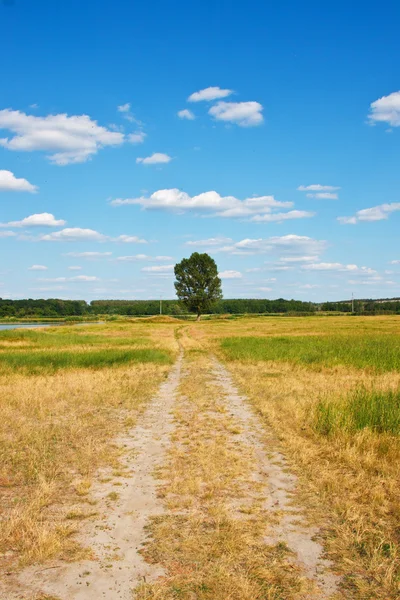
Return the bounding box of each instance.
[314,388,400,435]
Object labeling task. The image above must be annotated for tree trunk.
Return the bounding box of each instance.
[196,313,201,321]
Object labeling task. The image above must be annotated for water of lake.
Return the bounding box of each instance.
[0,323,65,331]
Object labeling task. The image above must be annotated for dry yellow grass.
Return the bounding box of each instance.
[193,315,400,599]
[0,322,177,569]
[136,352,317,600]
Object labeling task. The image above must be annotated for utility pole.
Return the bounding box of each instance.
[351,293,354,314]
[160,295,162,315]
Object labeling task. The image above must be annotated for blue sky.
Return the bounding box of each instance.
[1,0,400,303]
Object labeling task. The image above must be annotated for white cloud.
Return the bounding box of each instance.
[258,287,272,292]
[28,264,48,271]
[0,213,66,228]
[116,255,172,262]
[0,231,16,238]
[0,169,38,193]
[368,91,400,127]
[71,275,99,282]
[128,131,146,144]
[186,236,233,247]
[390,260,400,265]
[111,188,294,219]
[219,270,242,279]
[338,203,400,224]
[0,109,125,165]
[188,86,233,102]
[178,109,195,120]
[298,185,340,192]
[302,262,376,274]
[117,103,131,113]
[63,251,112,258]
[306,192,338,200]
[220,235,327,257]
[136,153,172,165]
[299,284,320,289]
[115,235,148,244]
[67,266,82,270]
[141,265,174,273]
[209,101,263,127]
[279,255,319,263]
[251,210,315,222]
[39,275,99,282]
[40,228,107,242]
[31,285,67,292]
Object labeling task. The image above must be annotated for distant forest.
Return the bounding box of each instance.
[0,297,400,318]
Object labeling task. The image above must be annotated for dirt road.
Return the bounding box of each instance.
[5,348,341,599]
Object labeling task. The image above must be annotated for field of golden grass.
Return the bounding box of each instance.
[0,321,177,567]
[189,315,400,598]
[1,315,400,599]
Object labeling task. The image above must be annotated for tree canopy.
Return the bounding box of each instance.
[174,252,223,320]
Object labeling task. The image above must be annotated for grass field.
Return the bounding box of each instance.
[206,316,400,598]
[1,315,400,599]
[0,321,177,565]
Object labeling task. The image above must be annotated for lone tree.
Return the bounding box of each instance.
[174,252,222,321]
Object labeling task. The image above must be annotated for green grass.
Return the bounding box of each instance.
[220,334,400,372]
[314,389,400,436]
[0,348,172,374]
[0,328,150,349]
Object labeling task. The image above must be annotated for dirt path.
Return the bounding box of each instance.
[211,357,340,598]
[5,348,341,599]
[7,353,183,600]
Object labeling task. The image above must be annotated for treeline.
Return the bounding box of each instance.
[0,297,316,318]
[1,297,400,319]
[91,298,316,315]
[0,299,88,318]
[320,300,400,314]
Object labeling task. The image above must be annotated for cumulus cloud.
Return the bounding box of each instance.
[141,265,174,273]
[128,131,146,144]
[111,188,297,220]
[0,213,66,228]
[302,262,376,274]
[63,251,112,258]
[136,153,172,165]
[28,264,48,271]
[209,101,263,127]
[251,210,315,222]
[39,275,99,282]
[0,169,38,193]
[219,270,242,279]
[279,255,319,263]
[186,236,233,247]
[306,192,338,200]
[117,103,131,113]
[368,91,400,127]
[390,260,400,265]
[115,235,148,244]
[177,109,195,120]
[297,184,340,192]
[67,266,82,270]
[116,255,172,262]
[258,287,272,292]
[338,203,400,224]
[219,235,327,257]
[0,109,125,165]
[0,231,16,238]
[188,87,233,102]
[40,228,107,242]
